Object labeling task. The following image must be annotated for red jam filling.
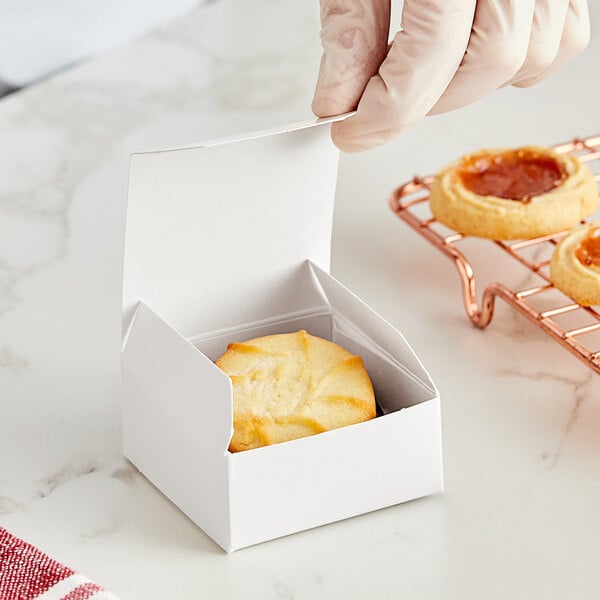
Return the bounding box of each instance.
[575,227,600,267]
[457,149,566,202]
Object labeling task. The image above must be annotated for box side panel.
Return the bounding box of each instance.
[123,125,339,338]
[309,263,437,399]
[228,398,442,551]
[122,303,232,550]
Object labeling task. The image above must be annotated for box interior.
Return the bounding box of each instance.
[190,261,436,419]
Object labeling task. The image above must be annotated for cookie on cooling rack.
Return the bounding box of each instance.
[215,330,376,452]
[429,146,598,240]
[550,222,600,306]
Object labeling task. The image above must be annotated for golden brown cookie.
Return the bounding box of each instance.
[429,146,598,240]
[550,222,600,306]
[215,330,376,452]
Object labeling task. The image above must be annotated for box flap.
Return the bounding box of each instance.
[122,302,232,548]
[123,117,343,337]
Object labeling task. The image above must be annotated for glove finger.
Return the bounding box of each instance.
[511,0,590,88]
[505,0,570,87]
[331,0,476,152]
[312,0,390,117]
[429,0,535,115]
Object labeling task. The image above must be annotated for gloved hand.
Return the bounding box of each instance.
[312,0,590,153]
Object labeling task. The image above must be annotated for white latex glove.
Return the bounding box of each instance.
[312,0,590,153]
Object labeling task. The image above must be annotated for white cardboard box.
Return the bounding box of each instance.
[121,117,443,552]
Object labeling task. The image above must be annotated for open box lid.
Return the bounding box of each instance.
[123,116,345,338]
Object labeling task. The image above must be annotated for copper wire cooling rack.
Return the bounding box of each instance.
[389,135,600,375]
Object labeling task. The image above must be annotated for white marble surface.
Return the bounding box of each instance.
[1,1,600,598]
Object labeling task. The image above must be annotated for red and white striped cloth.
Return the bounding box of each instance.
[0,528,118,600]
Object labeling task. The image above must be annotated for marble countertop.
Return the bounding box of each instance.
[2,1,599,598]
